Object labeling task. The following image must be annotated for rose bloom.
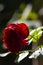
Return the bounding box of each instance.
[3,23,29,53]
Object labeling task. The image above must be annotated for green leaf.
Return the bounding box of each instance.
[14,50,32,63]
[0,52,10,57]
[29,45,43,59]
[28,28,42,43]
[15,51,29,63]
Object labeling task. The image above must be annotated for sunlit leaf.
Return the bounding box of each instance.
[15,51,29,63]
[29,50,40,59]
[29,47,43,59]
[28,28,43,43]
[0,52,10,57]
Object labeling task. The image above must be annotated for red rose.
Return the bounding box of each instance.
[3,23,29,53]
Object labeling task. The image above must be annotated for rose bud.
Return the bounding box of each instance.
[3,23,29,53]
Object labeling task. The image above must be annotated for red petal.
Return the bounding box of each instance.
[17,23,29,39]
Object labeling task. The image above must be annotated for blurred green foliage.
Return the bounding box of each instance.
[19,3,26,12]
[27,12,38,20]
